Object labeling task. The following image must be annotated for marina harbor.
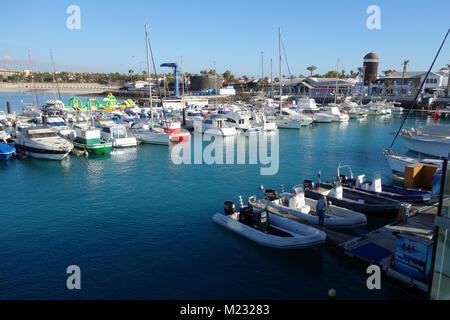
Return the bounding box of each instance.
[1,0,450,304]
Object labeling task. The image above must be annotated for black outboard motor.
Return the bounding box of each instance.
[338,174,348,184]
[252,209,270,232]
[264,189,278,201]
[239,206,253,226]
[224,201,236,216]
[303,179,315,190]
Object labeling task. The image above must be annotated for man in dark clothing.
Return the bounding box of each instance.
[316,195,328,227]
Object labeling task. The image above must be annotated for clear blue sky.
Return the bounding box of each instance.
[0,0,449,77]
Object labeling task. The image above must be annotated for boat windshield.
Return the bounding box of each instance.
[48,122,66,127]
[111,127,127,138]
[28,132,58,138]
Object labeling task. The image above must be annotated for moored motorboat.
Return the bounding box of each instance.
[399,125,450,157]
[72,125,112,155]
[383,149,442,175]
[337,167,432,203]
[0,142,15,160]
[249,186,367,228]
[213,199,326,249]
[99,122,138,148]
[15,126,73,160]
[303,180,403,218]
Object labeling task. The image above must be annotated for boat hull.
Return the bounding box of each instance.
[213,213,326,249]
[14,143,70,160]
[345,183,432,203]
[250,197,367,228]
[400,135,450,158]
[0,142,14,160]
[73,141,112,155]
[134,132,170,145]
[304,183,402,218]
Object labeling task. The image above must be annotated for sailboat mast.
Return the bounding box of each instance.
[144,24,153,125]
[270,58,273,99]
[261,51,264,95]
[278,28,282,111]
[28,49,39,109]
[50,49,59,102]
[334,58,339,104]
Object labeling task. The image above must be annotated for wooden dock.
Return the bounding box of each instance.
[339,204,437,292]
[270,202,438,292]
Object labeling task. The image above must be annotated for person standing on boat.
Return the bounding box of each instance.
[316,196,328,227]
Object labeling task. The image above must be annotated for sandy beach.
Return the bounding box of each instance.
[0,83,120,95]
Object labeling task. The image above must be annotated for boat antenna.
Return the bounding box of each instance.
[238,195,244,209]
[389,28,449,149]
[146,24,168,124]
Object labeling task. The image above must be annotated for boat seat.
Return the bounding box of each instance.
[317,188,330,195]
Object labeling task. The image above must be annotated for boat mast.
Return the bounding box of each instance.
[50,48,61,102]
[144,24,153,127]
[334,58,339,105]
[28,49,39,109]
[270,58,273,99]
[261,51,264,97]
[278,27,282,111]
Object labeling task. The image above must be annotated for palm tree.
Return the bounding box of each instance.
[306,65,317,77]
[400,60,410,96]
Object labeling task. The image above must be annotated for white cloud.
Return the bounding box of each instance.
[0,55,14,62]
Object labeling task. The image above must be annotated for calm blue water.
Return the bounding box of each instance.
[0,92,442,299]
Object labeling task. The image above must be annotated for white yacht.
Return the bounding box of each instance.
[226,111,262,134]
[131,120,189,145]
[267,108,302,129]
[100,124,138,148]
[194,117,237,136]
[341,103,367,119]
[297,98,334,123]
[322,106,350,122]
[46,116,76,139]
[14,126,73,160]
[399,125,450,157]
[250,111,277,131]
